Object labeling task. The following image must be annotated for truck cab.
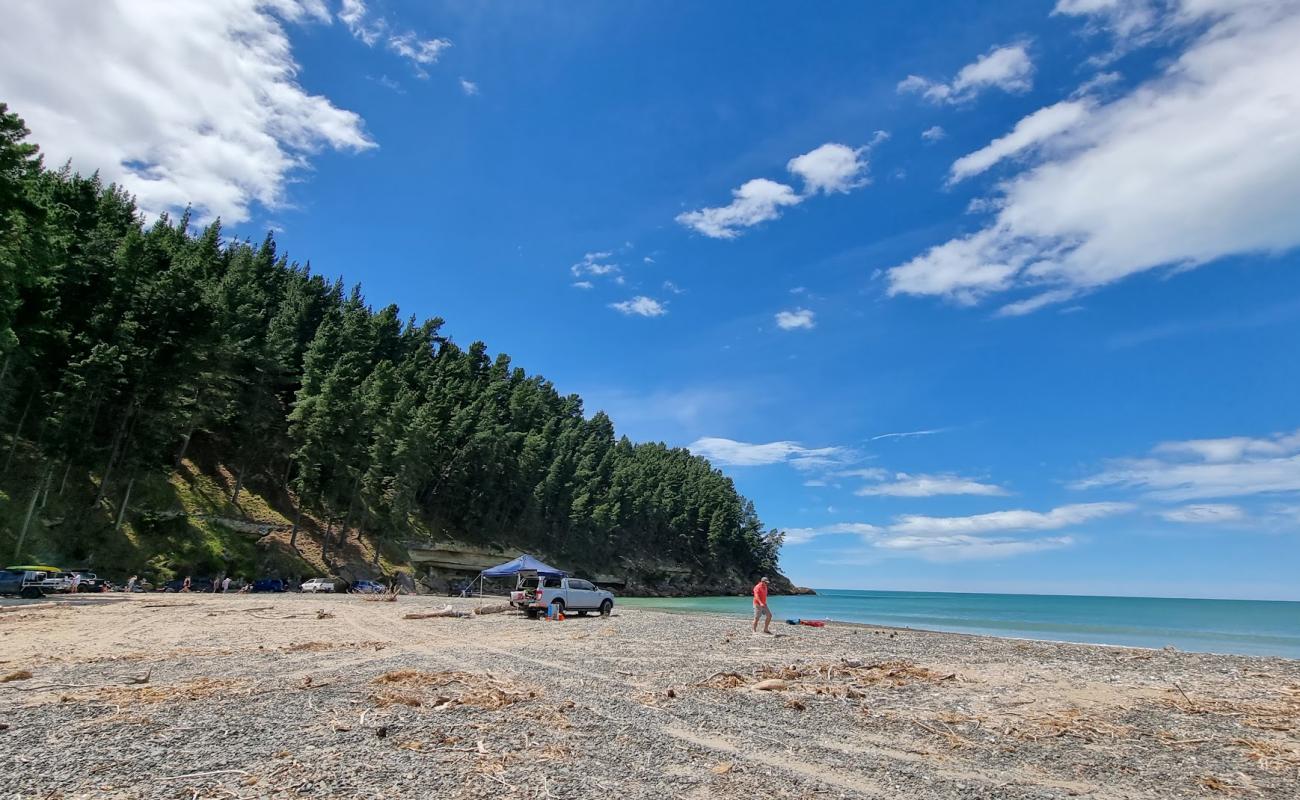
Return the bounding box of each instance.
[509,571,614,618]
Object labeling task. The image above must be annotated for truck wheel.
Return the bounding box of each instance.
[20,587,43,600]
[599,600,613,617]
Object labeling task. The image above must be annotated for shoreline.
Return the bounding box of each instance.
[620,593,1300,660]
[2,593,1298,799]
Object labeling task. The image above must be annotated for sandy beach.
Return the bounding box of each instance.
[2,593,1298,799]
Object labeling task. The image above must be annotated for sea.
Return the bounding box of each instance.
[619,589,1300,659]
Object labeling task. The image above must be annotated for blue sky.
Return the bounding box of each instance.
[3,1,1299,599]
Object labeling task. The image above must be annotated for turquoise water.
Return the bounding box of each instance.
[620,590,1300,659]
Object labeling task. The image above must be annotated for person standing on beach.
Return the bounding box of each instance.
[752,576,773,635]
[221,576,231,593]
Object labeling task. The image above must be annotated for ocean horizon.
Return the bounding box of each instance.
[620,589,1300,659]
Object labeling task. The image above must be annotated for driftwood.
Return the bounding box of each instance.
[0,602,58,614]
[403,606,471,620]
[472,603,512,616]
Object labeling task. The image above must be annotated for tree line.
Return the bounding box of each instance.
[0,104,784,579]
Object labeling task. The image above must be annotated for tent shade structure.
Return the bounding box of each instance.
[479,554,568,579]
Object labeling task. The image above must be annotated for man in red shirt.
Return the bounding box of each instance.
[751,576,772,635]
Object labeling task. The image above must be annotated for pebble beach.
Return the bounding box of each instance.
[2,593,1298,799]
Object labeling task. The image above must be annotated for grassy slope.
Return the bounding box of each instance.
[0,443,410,585]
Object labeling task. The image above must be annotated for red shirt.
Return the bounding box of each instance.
[752,581,768,606]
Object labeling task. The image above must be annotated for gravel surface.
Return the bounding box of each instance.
[1,593,1297,799]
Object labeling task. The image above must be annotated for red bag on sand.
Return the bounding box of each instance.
[799,620,825,628]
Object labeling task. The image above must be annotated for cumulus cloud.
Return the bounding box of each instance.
[1076,429,1300,501]
[948,100,1092,183]
[856,472,1008,497]
[689,437,845,469]
[786,143,871,194]
[677,138,883,239]
[888,1,1300,314]
[0,0,373,225]
[1158,504,1246,523]
[775,308,816,330]
[339,0,451,76]
[609,296,667,317]
[898,44,1034,104]
[676,178,803,239]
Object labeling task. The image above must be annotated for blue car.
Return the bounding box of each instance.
[251,578,286,593]
[349,579,386,594]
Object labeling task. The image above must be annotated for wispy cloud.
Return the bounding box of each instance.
[459,77,479,96]
[856,472,1008,498]
[898,43,1034,104]
[689,437,846,469]
[677,137,885,239]
[783,502,1127,560]
[948,99,1092,183]
[921,125,946,142]
[1158,504,1246,524]
[1075,429,1300,501]
[869,428,948,441]
[338,0,451,77]
[775,308,816,330]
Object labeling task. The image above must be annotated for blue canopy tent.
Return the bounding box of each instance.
[474,554,567,597]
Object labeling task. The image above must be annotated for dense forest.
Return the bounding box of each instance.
[0,104,787,590]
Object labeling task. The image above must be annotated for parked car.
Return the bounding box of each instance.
[6,566,63,596]
[510,573,614,619]
[349,580,385,594]
[251,578,285,593]
[300,577,336,594]
[0,569,46,599]
[163,576,214,593]
[69,571,111,593]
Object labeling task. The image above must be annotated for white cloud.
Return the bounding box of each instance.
[921,126,946,142]
[609,296,667,317]
[0,0,372,225]
[338,0,451,76]
[869,428,948,441]
[888,2,1300,314]
[459,77,479,96]
[676,178,802,239]
[1053,0,1160,40]
[856,472,1008,497]
[571,281,594,290]
[774,308,816,330]
[949,100,1092,183]
[786,143,870,194]
[898,44,1034,104]
[1159,504,1246,523]
[875,534,1075,561]
[1076,429,1300,501]
[783,506,1097,560]
[571,251,620,278]
[662,280,684,294]
[677,138,882,239]
[888,502,1133,537]
[689,437,844,469]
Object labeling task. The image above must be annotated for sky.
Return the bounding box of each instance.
[2,0,1299,600]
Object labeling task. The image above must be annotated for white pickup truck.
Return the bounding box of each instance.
[510,573,614,619]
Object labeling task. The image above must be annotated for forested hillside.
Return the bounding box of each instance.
[0,104,789,593]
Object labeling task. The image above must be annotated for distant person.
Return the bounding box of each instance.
[126,575,137,592]
[182,576,192,593]
[68,572,82,594]
[752,576,773,635]
[221,576,231,593]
